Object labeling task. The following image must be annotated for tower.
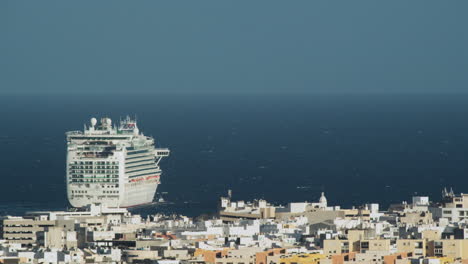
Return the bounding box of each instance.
[319,192,327,208]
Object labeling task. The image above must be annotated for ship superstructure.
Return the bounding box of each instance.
[66,117,169,208]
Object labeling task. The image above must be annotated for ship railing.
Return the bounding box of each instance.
[81,153,111,158]
[66,131,83,136]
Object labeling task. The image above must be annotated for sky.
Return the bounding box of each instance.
[1,1,467,95]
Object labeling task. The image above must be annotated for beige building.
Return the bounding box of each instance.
[123,249,159,263]
[164,249,191,260]
[442,193,468,208]
[359,239,390,253]
[396,239,426,257]
[2,216,55,246]
[353,251,389,264]
[44,226,78,249]
[347,229,375,252]
[422,230,441,240]
[427,239,468,259]
[324,239,350,256]
[341,209,371,221]
[213,248,260,264]
[1,216,77,247]
[400,211,433,225]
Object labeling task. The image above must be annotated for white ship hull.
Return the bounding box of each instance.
[120,176,160,207]
[67,176,160,208]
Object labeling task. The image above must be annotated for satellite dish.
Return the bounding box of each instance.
[106,118,112,126]
[90,117,97,127]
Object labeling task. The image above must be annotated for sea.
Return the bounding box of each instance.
[1,93,468,217]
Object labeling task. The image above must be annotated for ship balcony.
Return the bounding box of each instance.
[126,161,155,170]
[125,156,154,165]
[126,152,153,160]
[126,168,159,177]
[125,165,157,174]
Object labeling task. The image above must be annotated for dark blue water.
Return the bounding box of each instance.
[1,94,468,216]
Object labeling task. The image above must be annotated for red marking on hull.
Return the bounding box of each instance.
[129,175,160,183]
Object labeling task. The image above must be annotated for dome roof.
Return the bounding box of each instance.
[319,192,327,204]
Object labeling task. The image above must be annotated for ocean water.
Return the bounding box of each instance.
[1,94,468,217]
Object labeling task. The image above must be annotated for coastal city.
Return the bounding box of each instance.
[2,189,468,264]
[4,0,468,263]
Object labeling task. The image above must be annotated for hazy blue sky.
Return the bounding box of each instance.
[1,1,467,95]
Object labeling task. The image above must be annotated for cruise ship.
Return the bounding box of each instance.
[66,117,169,208]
